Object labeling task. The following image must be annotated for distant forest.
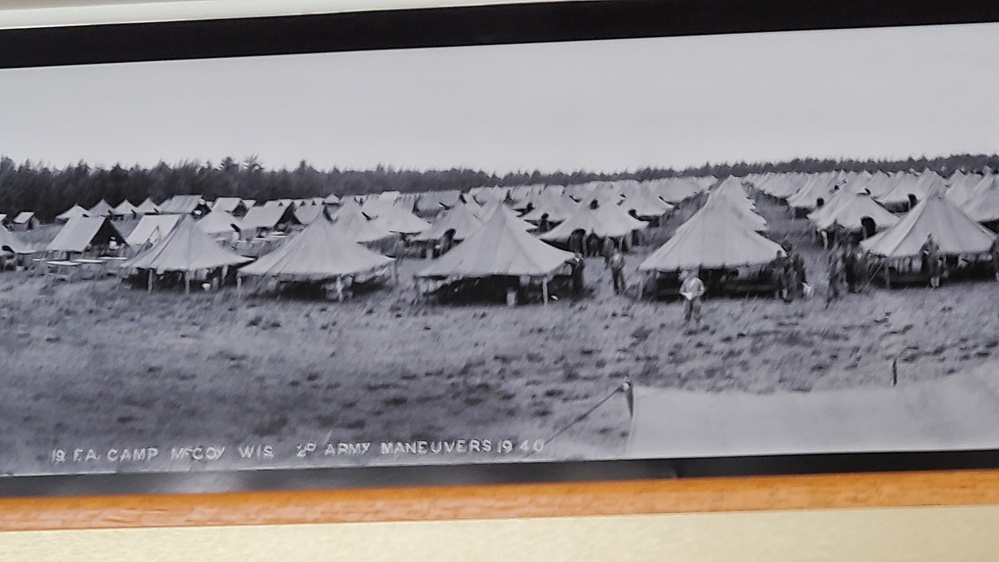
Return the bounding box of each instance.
[2,153,998,221]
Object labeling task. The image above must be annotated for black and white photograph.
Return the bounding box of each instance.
[1,15,998,481]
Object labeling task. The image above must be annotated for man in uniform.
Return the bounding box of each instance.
[920,233,941,288]
[680,269,706,332]
[608,247,626,295]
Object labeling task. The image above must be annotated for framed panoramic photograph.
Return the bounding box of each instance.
[1,0,999,504]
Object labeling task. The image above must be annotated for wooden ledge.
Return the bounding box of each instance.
[1,469,997,531]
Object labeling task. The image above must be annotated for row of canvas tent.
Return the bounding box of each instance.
[753,169,999,224]
[747,170,998,261]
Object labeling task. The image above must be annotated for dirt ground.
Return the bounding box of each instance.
[1,197,997,476]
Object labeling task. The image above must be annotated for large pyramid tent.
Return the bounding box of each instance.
[417,204,574,280]
[370,205,432,235]
[539,200,647,243]
[197,210,241,238]
[240,217,394,282]
[330,198,396,245]
[639,197,785,272]
[811,192,899,234]
[619,186,675,219]
[412,202,485,243]
[122,216,251,274]
[959,176,999,225]
[125,214,182,248]
[861,189,995,258]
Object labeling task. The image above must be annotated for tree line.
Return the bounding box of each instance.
[1,153,996,221]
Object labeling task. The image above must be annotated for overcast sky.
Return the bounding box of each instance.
[1,21,998,174]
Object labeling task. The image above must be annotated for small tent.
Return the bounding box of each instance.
[111,200,138,220]
[0,225,32,255]
[47,215,126,256]
[11,212,39,231]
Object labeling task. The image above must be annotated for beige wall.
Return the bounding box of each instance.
[2,506,999,561]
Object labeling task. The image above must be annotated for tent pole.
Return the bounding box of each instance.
[542,278,549,306]
[147,269,153,293]
[236,275,242,295]
[184,271,190,295]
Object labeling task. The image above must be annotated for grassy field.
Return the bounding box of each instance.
[1,199,997,475]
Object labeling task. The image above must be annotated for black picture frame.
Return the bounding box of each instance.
[2,0,999,497]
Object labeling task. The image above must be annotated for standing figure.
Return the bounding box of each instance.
[538,213,551,234]
[920,233,941,288]
[602,236,617,266]
[679,269,706,332]
[571,253,586,296]
[768,251,786,300]
[991,233,999,282]
[568,230,585,256]
[781,257,797,302]
[608,248,626,295]
[586,232,601,257]
[791,251,807,296]
[826,248,845,308]
[843,244,858,293]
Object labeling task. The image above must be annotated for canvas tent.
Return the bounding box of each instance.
[330,199,397,245]
[0,225,32,255]
[239,205,300,238]
[122,216,251,293]
[370,205,432,235]
[211,197,249,216]
[196,210,241,238]
[293,204,327,225]
[412,202,485,243]
[520,192,580,224]
[415,190,463,213]
[639,197,785,273]
[539,201,647,244]
[111,200,138,219]
[125,214,182,248]
[11,212,39,231]
[416,205,574,303]
[46,215,126,255]
[55,205,89,224]
[87,199,113,217]
[959,175,999,225]
[158,195,208,215]
[811,192,899,234]
[239,217,394,284]
[134,198,160,215]
[619,187,675,219]
[860,189,995,259]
